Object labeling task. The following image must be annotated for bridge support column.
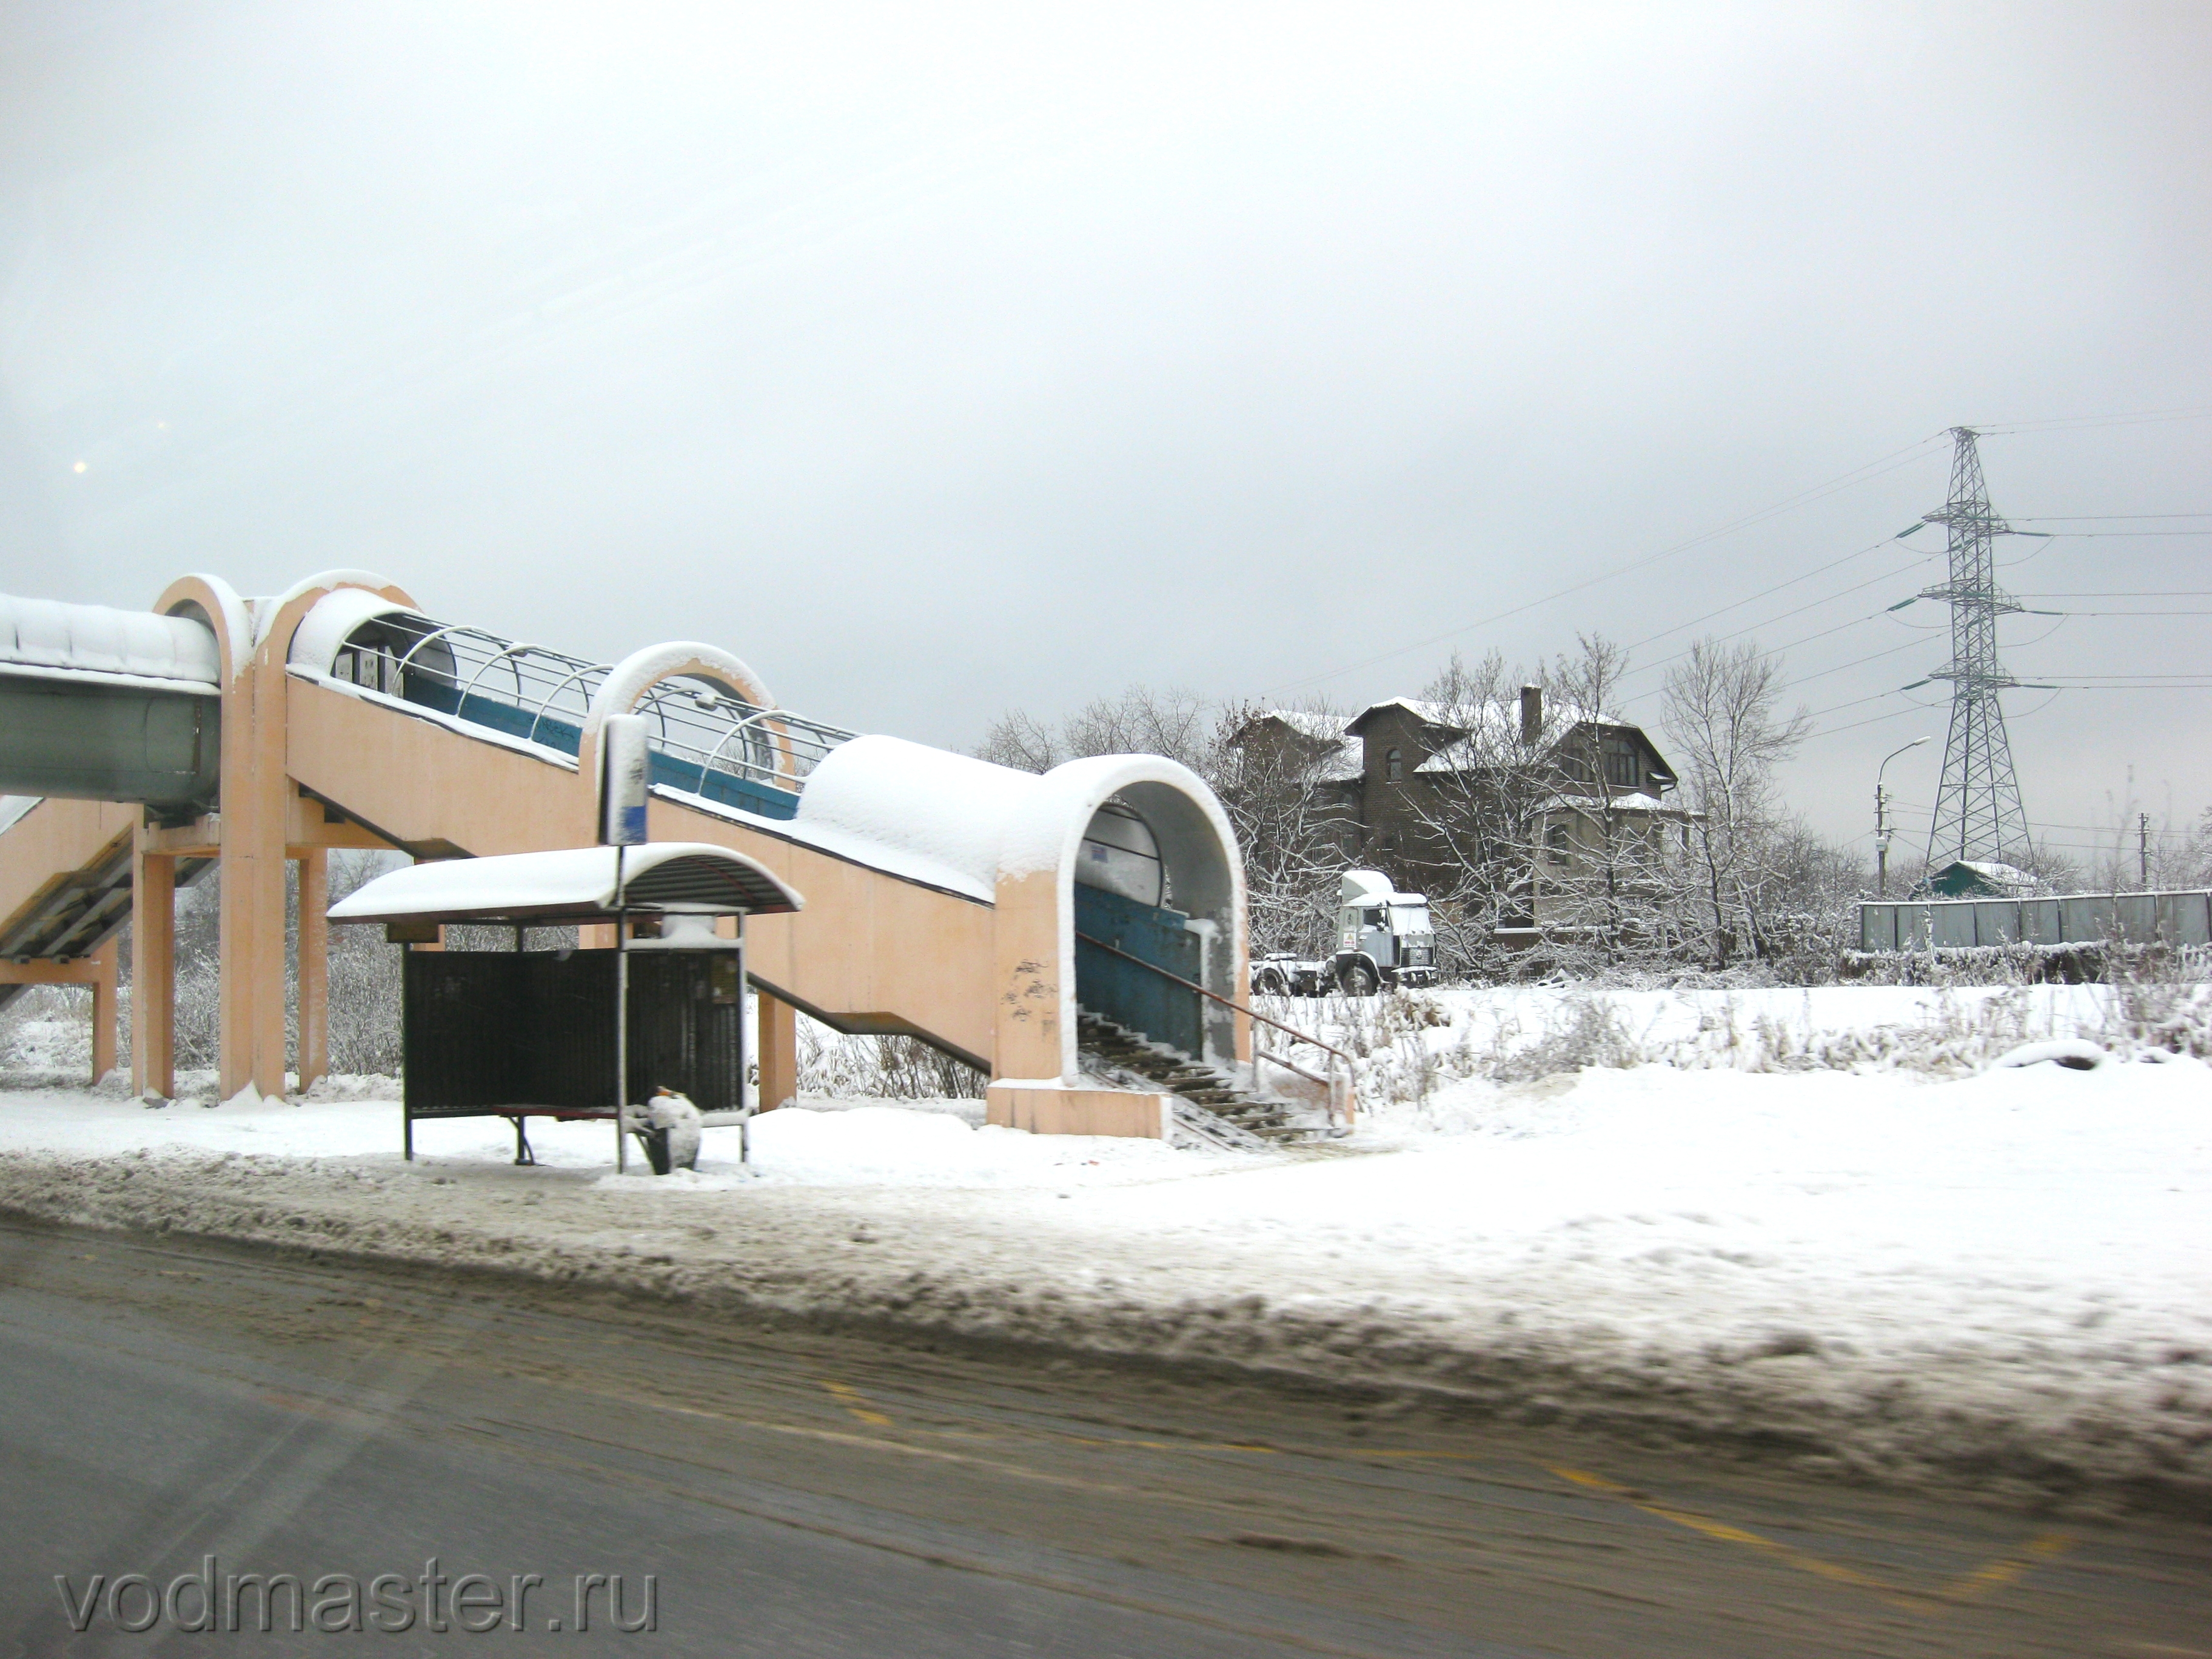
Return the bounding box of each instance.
[756,991,797,1111]
[296,847,328,1092]
[218,630,309,1102]
[0,954,124,1088]
[89,936,118,1085]
[132,837,176,1100]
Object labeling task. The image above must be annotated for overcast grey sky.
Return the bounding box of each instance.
[2,1,2206,865]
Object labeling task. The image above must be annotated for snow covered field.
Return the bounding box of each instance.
[0,981,2205,1515]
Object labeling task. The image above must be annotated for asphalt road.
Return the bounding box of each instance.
[0,1217,2202,1658]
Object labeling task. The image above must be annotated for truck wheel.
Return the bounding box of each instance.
[1255,967,1290,996]
[1338,961,1379,997]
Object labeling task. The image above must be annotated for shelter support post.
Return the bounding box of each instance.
[614,913,630,1175]
[132,836,176,1100]
[757,991,796,1111]
[295,846,329,1092]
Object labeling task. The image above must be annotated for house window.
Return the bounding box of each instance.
[1544,824,1572,865]
[1603,736,1639,789]
[1384,746,1402,782]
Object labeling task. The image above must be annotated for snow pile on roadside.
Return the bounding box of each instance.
[0,1052,2204,1515]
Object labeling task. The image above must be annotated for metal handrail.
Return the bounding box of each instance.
[694,706,791,791]
[337,607,859,805]
[458,641,537,707]
[392,620,475,678]
[526,662,602,745]
[1073,930,1356,1130]
[1254,1048,1329,1089]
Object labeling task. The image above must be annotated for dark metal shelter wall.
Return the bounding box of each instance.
[403,951,746,1119]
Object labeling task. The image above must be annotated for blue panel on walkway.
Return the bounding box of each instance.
[401,679,800,819]
[1074,881,1202,1058]
[648,749,802,820]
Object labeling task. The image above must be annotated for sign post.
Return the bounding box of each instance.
[601,714,649,1173]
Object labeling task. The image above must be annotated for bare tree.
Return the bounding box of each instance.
[974,709,1062,773]
[1543,634,1657,964]
[1208,699,1355,956]
[1760,818,1871,977]
[1061,685,1213,770]
[1395,651,1560,973]
[974,685,1212,774]
[1660,637,1811,968]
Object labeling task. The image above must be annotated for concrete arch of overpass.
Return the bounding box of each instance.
[0,575,1250,1135]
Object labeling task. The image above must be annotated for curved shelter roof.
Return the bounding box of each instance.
[329,842,803,925]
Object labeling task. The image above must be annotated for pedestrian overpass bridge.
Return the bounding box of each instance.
[0,573,1251,1136]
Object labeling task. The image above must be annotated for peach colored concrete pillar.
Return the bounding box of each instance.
[132,837,176,1100]
[296,847,328,1091]
[162,574,413,1102]
[218,648,292,1101]
[756,991,797,1110]
[89,936,119,1085]
[990,868,1065,1083]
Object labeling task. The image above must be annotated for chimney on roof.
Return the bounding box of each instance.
[1519,684,1543,746]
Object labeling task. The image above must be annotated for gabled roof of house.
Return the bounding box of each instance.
[1400,700,1622,774]
[1235,708,1364,783]
[1343,697,1466,737]
[1278,694,1681,788]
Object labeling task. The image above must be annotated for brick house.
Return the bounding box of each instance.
[1232,687,1692,941]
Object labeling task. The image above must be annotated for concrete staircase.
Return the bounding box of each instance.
[1075,1008,1309,1150]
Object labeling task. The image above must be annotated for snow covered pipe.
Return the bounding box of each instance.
[0,592,223,809]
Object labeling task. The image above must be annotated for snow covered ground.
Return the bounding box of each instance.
[0,987,2204,1517]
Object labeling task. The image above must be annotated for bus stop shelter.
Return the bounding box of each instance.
[330,842,803,1170]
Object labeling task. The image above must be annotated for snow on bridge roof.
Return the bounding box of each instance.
[329,842,803,924]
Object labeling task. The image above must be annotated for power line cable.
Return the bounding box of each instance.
[1971,404,2212,433]
[1615,537,1905,655]
[1261,434,1948,695]
[1618,560,1927,686]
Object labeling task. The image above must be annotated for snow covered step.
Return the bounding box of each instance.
[1076,1007,1312,1143]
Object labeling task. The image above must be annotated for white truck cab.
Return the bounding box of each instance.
[1333,869,1436,993]
[1252,868,1437,996]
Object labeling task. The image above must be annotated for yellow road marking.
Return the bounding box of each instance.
[819,1379,894,1427]
[1057,1433,1282,1456]
[1945,1530,2076,1603]
[1547,1465,2071,1612]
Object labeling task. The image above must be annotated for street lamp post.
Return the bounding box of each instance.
[1875,736,1932,899]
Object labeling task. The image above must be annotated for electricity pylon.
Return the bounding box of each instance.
[1919,427,2031,870]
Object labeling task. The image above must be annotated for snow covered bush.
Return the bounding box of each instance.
[2104,951,2212,1060]
[796,1016,984,1101]
[1261,977,2180,1115]
[0,984,97,1074]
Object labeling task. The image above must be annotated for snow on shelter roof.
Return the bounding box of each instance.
[328,843,803,925]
